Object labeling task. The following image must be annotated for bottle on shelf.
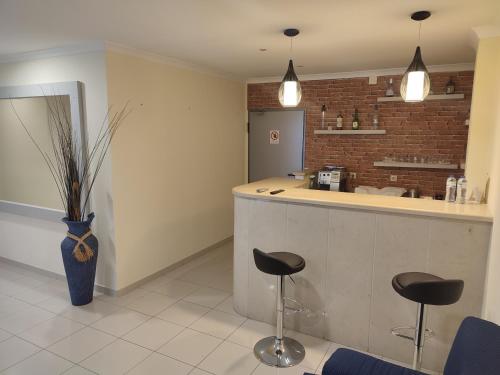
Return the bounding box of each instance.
[446,77,455,94]
[321,104,327,129]
[385,78,395,97]
[336,113,343,129]
[372,104,379,129]
[352,108,360,130]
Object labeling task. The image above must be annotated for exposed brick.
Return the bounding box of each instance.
[248,71,472,196]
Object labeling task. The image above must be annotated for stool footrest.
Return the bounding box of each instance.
[391,326,434,341]
[284,297,304,314]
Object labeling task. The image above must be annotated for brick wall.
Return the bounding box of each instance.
[247,71,473,196]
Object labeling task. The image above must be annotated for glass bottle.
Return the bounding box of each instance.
[372,105,379,129]
[336,113,343,129]
[321,104,326,129]
[385,78,395,97]
[352,109,360,130]
[446,77,455,94]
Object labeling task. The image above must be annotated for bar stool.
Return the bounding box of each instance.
[392,272,464,371]
[253,248,306,367]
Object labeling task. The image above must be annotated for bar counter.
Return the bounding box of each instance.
[233,178,492,222]
[232,178,492,372]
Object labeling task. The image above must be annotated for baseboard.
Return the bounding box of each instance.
[114,236,234,296]
[0,256,67,282]
[0,235,234,297]
[0,256,113,294]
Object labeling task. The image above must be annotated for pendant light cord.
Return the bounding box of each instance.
[289,37,293,60]
[418,22,422,45]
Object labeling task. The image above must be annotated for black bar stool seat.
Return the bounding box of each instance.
[253,249,305,276]
[252,248,306,368]
[392,272,464,306]
[391,272,464,371]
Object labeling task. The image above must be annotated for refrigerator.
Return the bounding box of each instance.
[248,110,305,182]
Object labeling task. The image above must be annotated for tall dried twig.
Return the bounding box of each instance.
[10,95,130,221]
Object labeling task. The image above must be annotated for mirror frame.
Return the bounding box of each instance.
[0,81,86,222]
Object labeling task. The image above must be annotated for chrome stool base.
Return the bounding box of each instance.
[252,250,307,369]
[391,302,430,370]
[254,336,305,368]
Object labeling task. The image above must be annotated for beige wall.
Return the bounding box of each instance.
[106,51,246,289]
[465,38,500,202]
[472,36,500,324]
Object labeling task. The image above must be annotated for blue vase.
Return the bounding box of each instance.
[61,212,98,306]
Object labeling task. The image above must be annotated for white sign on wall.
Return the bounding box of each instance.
[270,130,280,144]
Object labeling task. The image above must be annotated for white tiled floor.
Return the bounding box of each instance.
[0,241,429,374]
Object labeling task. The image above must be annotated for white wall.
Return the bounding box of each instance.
[105,50,246,289]
[0,51,117,289]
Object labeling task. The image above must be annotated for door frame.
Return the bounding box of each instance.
[247,108,306,182]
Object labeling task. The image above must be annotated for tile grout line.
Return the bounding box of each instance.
[1,334,89,374]
[82,297,234,372]
[116,296,247,374]
[191,310,250,375]
[0,249,237,373]
[0,246,339,374]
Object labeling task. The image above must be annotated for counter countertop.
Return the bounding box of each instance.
[232,178,493,223]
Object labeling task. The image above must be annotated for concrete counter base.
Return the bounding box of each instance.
[233,195,491,372]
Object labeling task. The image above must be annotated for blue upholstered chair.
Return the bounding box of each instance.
[306,316,500,375]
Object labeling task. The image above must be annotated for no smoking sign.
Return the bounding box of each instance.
[270,130,280,144]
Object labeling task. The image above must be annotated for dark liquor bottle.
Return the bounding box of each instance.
[352,108,360,130]
[446,77,455,94]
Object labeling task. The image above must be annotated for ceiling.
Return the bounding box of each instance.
[0,0,499,79]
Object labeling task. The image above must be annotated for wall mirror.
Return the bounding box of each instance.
[0,81,85,221]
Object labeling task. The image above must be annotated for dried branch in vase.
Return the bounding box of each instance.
[11,95,130,221]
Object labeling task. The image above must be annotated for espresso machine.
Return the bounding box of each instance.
[317,166,347,191]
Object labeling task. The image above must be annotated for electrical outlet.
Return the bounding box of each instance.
[349,172,357,179]
[390,175,398,182]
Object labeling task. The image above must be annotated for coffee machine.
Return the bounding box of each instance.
[317,166,347,191]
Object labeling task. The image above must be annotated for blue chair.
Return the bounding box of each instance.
[305,316,500,375]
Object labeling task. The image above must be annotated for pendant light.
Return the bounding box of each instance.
[400,11,431,102]
[278,28,302,107]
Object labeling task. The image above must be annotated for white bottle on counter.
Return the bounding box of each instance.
[445,175,457,202]
[456,176,467,204]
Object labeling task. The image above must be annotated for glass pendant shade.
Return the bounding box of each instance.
[400,46,430,102]
[279,59,302,107]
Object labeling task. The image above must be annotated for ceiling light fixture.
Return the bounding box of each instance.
[400,11,431,103]
[278,28,302,107]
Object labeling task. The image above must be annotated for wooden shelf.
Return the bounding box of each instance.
[314,129,386,135]
[377,94,465,102]
[373,161,460,170]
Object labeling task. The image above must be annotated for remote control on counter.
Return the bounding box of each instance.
[270,189,285,195]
